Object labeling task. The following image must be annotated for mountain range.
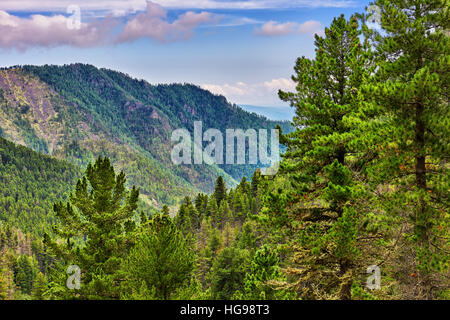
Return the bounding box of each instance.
[0,64,290,211]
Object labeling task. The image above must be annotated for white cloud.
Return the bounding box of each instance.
[0,1,325,50]
[0,1,220,50]
[255,21,299,36]
[0,1,147,13]
[0,10,116,51]
[298,20,322,34]
[151,0,356,9]
[201,78,296,106]
[255,20,323,37]
[215,16,263,27]
[117,2,220,43]
[0,0,356,12]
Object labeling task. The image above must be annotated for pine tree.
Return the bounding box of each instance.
[215,201,232,229]
[14,255,37,295]
[363,0,449,298]
[210,246,251,299]
[172,276,211,300]
[121,214,194,300]
[236,221,259,251]
[31,272,47,300]
[222,221,235,247]
[0,249,14,300]
[194,193,208,218]
[0,263,9,300]
[240,245,295,300]
[214,176,227,206]
[44,156,139,299]
[278,14,373,299]
[175,196,198,234]
[251,169,262,196]
[206,197,219,225]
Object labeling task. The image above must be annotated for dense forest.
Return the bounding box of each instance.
[0,0,449,300]
[0,137,82,236]
[0,61,290,209]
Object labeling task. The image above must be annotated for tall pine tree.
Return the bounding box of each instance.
[121,214,194,300]
[214,176,227,206]
[364,0,449,298]
[278,14,373,299]
[45,156,139,299]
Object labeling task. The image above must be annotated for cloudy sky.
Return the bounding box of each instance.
[0,0,371,106]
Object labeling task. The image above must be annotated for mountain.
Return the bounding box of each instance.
[0,136,82,236]
[0,64,289,208]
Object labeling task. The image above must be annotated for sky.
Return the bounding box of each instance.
[0,0,372,108]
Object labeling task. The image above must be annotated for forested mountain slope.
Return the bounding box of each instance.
[0,64,289,207]
[0,136,82,236]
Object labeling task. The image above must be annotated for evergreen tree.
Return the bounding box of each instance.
[45,156,139,299]
[278,14,373,299]
[31,272,47,300]
[0,249,15,300]
[206,197,219,226]
[121,214,194,300]
[222,221,236,247]
[215,201,232,229]
[175,196,198,234]
[251,169,262,196]
[172,276,211,300]
[214,176,227,206]
[364,0,449,297]
[207,228,222,259]
[14,255,37,295]
[235,220,263,252]
[194,193,208,220]
[210,246,251,299]
[239,245,295,300]
[0,263,9,300]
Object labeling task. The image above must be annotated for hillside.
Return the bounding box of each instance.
[0,64,289,208]
[0,136,82,236]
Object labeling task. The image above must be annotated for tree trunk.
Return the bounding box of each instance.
[338,260,352,300]
[415,101,432,299]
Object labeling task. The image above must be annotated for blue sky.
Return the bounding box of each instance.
[0,0,371,107]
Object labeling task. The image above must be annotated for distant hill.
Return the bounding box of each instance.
[0,136,82,236]
[0,64,289,208]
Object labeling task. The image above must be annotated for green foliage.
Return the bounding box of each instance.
[238,245,295,300]
[214,176,227,206]
[121,214,194,300]
[386,0,447,242]
[276,14,374,300]
[45,156,139,299]
[0,137,82,236]
[172,276,211,300]
[31,272,47,300]
[13,255,37,295]
[0,262,10,300]
[361,0,449,296]
[0,1,448,301]
[9,63,289,203]
[328,207,359,260]
[210,246,251,300]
